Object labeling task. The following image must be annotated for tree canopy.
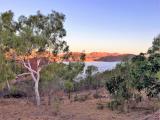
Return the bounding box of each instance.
[0,10,69,56]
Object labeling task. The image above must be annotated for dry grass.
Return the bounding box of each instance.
[0,91,159,120]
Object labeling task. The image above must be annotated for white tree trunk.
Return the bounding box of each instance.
[34,68,40,106]
[6,80,11,91]
[22,59,42,106]
[35,80,40,106]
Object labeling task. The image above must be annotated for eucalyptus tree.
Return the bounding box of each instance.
[0,10,69,106]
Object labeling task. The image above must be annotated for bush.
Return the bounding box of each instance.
[64,81,73,99]
[107,100,121,111]
[3,86,27,98]
[73,93,90,102]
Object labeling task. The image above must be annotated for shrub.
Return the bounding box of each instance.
[52,97,61,116]
[64,81,74,99]
[3,86,27,98]
[107,100,121,111]
[73,93,90,102]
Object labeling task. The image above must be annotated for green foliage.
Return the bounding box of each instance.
[85,65,98,76]
[107,100,121,111]
[40,62,85,98]
[147,34,160,54]
[52,96,61,115]
[64,62,85,81]
[130,55,152,91]
[0,50,15,84]
[9,61,25,75]
[40,62,67,100]
[156,71,160,80]
[0,10,69,55]
[64,80,73,92]
[105,35,160,111]
[41,63,66,82]
[85,65,98,89]
[64,80,73,99]
[106,75,132,101]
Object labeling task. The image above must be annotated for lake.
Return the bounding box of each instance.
[84,61,120,72]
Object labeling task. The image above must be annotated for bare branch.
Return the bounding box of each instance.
[22,60,37,74]
[21,60,38,82]
[16,72,31,77]
[37,59,41,67]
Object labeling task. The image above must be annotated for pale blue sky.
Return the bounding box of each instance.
[0,0,160,54]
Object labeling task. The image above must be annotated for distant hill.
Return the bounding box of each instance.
[70,52,135,62]
[95,54,135,62]
[5,50,135,62]
[75,52,135,62]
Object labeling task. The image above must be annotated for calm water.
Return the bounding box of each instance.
[84,61,120,72]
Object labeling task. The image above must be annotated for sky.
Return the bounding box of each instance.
[0,0,160,54]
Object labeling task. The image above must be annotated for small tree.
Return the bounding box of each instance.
[64,80,73,99]
[40,63,66,105]
[85,65,98,89]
